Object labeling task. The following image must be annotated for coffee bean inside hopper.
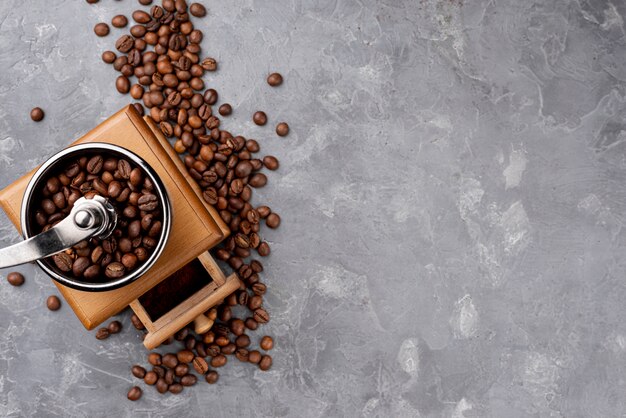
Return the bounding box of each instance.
[34,153,162,282]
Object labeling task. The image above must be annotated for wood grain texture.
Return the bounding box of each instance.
[0,106,232,330]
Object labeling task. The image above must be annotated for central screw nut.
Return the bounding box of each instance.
[74,210,94,229]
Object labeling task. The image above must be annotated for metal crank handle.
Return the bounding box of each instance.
[0,196,117,269]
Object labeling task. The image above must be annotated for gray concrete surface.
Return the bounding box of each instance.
[0,0,625,416]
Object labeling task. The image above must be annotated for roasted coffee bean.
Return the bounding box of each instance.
[164,368,175,385]
[234,161,253,178]
[107,320,122,334]
[267,72,283,87]
[162,353,178,368]
[215,335,229,347]
[7,272,24,286]
[221,343,236,355]
[205,344,220,357]
[252,282,267,296]
[127,386,142,401]
[189,2,206,17]
[86,155,104,174]
[156,378,169,394]
[169,383,183,394]
[72,256,90,277]
[131,365,146,379]
[210,355,227,368]
[253,308,269,323]
[133,10,151,23]
[202,187,218,205]
[192,356,209,374]
[196,343,207,357]
[174,363,189,377]
[266,213,281,228]
[257,242,270,256]
[148,352,162,366]
[235,348,249,362]
[105,262,125,278]
[276,122,289,136]
[203,88,218,104]
[248,350,262,364]
[205,371,219,384]
[117,159,132,179]
[249,173,267,188]
[259,355,272,371]
[30,107,45,122]
[263,156,279,170]
[94,22,110,37]
[235,334,250,348]
[53,253,73,272]
[144,371,158,385]
[218,103,232,116]
[260,336,274,351]
[46,295,61,311]
[229,319,245,336]
[248,295,263,310]
[95,328,110,340]
[177,349,195,363]
[116,35,135,53]
[201,57,217,71]
[138,193,158,211]
[253,111,267,126]
[257,206,271,219]
[84,265,100,280]
[112,15,128,28]
[122,253,138,270]
[180,374,197,386]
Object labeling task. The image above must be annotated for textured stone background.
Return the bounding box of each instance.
[0,0,626,416]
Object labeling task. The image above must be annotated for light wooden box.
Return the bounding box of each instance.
[0,105,240,349]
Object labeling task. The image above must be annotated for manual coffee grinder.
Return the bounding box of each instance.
[0,105,241,349]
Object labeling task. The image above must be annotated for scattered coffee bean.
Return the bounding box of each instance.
[156,378,169,394]
[131,365,146,379]
[266,213,281,228]
[102,51,117,64]
[253,111,267,126]
[260,336,274,351]
[127,386,142,401]
[263,156,279,170]
[190,3,207,17]
[144,371,158,385]
[138,0,153,4]
[30,107,45,122]
[96,328,110,340]
[162,353,178,369]
[267,72,283,87]
[169,383,183,394]
[108,320,122,334]
[205,371,219,384]
[46,295,61,311]
[248,350,261,364]
[111,15,128,28]
[131,314,145,330]
[7,272,24,286]
[210,354,227,368]
[148,352,162,366]
[181,374,197,386]
[94,23,110,37]
[218,103,232,116]
[276,122,289,136]
[259,355,272,371]
[193,356,209,374]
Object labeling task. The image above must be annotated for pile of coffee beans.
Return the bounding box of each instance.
[126,318,274,396]
[87,0,288,399]
[33,154,163,282]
